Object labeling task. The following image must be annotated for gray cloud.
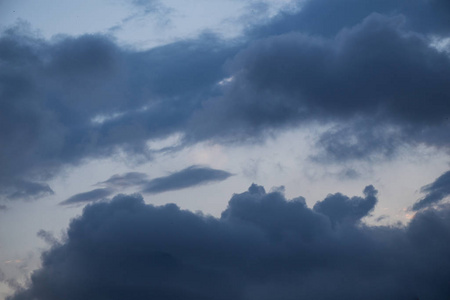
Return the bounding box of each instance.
[3,0,450,199]
[313,185,377,226]
[0,27,237,200]
[62,166,232,205]
[7,185,450,299]
[96,172,148,188]
[412,170,450,211]
[60,188,114,205]
[36,230,59,246]
[190,13,450,160]
[0,180,54,201]
[141,165,233,194]
[250,0,450,38]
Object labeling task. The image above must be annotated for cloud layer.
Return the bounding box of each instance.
[2,0,450,199]
[8,185,450,299]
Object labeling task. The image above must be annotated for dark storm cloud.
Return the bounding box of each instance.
[0,180,54,201]
[412,170,450,211]
[250,0,450,38]
[0,26,237,200]
[8,185,450,300]
[190,12,450,159]
[3,0,450,199]
[142,165,233,194]
[59,188,113,205]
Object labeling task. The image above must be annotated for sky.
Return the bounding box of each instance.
[1,0,450,299]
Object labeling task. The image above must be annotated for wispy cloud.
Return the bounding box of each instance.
[412,170,450,211]
[96,172,148,188]
[60,188,114,205]
[61,166,232,205]
[141,165,233,194]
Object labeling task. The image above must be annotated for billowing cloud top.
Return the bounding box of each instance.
[8,185,450,300]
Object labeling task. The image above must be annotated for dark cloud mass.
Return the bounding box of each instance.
[250,0,450,38]
[413,170,450,210]
[0,29,237,200]
[2,0,450,196]
[313,185,377,226]
[191,13,450,152]
[8,185,450,300]
[142,165,233,194]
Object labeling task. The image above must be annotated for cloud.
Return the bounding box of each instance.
[249,0,450,38]
[59,188,113,205]
[0,180,54,201]
[190,13,450,160]
[141,165,233,194]
[313,185,377,226]
[62,166,232,205]
[8,185,450,299]
[0,27,236,200]
[96,172,148,188]
[36,230,59,246]
[3,0,450,199]
[109,0,172,34]
[412,170,450,211]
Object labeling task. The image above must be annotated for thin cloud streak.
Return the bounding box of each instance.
[59,188,114,205]
[141,165,233,194]
[61,166,233,205]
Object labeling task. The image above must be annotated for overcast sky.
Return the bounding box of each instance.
[1,0,450,299]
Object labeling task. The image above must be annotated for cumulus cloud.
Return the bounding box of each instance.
[412,170,450,211]
[313,185,377,226]
[8,185,450,300]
